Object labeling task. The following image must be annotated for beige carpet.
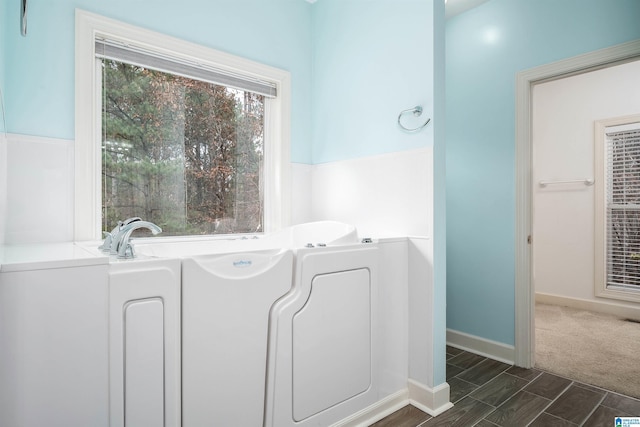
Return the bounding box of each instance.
[535,303,640,399]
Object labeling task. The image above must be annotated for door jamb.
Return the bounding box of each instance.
[514,39,640,368]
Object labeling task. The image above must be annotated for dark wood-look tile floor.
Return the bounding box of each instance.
[369,347,640,427]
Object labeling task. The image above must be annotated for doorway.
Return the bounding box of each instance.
[514,39,640,369]
[530,59,640,396]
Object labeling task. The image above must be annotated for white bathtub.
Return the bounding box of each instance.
[127,221,382,426]
[1,222,410,427]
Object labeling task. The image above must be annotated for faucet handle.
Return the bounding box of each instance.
[98,231,113,252]
[118,242,136,259]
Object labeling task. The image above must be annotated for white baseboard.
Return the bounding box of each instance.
[330,389,409,427]
[446,329,515,365]
[332,380,455,426]
[407,379,453,417]
[536,292,640,322]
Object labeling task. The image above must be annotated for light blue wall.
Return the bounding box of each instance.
[311,0,435,164]
[2,0,313,163]
[0,0,7,134]
[446,0,640,345]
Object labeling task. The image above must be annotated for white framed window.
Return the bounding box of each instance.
[75,10,291,240]
[594,115,640,302]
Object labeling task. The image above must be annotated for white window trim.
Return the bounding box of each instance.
[594,114,640,303]
[74,9,291,241]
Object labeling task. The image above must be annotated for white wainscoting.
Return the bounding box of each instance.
[0,132,7,244]
[291,162,313,225]
[311,148,432,238]
[5,133,74,244]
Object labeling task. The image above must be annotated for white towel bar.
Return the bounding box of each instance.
[539,179,594,188]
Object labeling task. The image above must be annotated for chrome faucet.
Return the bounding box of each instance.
[110,220,162,259]
[98,217,141,252]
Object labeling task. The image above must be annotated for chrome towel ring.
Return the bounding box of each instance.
[397,105,431,132]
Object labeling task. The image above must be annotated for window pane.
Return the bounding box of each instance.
[606,128,640,288]
[101,59,264,236]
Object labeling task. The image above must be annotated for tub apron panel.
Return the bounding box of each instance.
[181,249,293,426]
[265,245,379,427]
[109,259,181,427]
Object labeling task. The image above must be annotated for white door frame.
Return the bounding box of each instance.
[514,39,640,368]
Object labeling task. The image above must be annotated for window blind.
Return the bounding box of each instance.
[95,39,277,98]
[606,126,640,290]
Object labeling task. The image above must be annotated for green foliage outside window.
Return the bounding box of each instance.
[101,60,264,236]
